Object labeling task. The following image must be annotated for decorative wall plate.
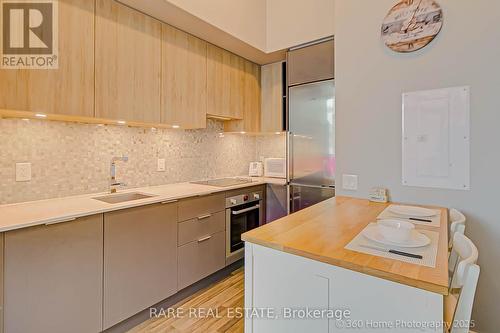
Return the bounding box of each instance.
[381,0,443,53]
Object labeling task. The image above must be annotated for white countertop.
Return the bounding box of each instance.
[0,177,286,233]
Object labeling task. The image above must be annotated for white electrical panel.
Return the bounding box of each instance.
[402,86,470,190]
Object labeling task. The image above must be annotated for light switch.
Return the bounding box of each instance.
[16,163,32,182]
[342,174,358,191]
[157,158,166,172]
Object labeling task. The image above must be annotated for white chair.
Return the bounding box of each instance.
[444,233,480,333]
[449,208,466,250]
[448,209,467,283]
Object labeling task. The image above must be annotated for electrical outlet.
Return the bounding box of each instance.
[157,158,166,172]
[16,162,32,182]
[342,174,358,190]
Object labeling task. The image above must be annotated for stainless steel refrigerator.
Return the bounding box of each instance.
[288,79,335,213]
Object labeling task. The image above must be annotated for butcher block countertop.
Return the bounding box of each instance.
[242,196,449,295]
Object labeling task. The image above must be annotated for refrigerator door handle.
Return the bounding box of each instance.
[287,131,293,183]
[290,183,335,190]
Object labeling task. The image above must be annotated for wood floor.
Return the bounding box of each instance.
[128,269,244,333]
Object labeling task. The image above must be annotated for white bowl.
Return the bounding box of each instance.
[376,219,415,243]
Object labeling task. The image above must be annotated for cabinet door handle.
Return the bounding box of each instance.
[45,217,76,226]
[197,214,212,220]
[160,199,178,205]
[197,235,212,243]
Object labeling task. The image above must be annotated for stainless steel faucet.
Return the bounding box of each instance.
[110,156,128,193]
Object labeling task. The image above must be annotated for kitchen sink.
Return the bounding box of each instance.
[93,192,156,204]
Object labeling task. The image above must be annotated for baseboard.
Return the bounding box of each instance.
[103,259,243,333]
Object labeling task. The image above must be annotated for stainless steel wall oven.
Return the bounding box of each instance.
[225,189,263,264]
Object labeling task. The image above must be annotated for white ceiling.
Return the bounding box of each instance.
[118,0,334,64]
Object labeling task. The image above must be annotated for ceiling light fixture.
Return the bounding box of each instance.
[34,113,47,118]
[172,125,180,129]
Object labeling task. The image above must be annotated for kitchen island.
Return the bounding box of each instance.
[242,196,449,333]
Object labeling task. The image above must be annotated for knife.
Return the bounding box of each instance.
[360,244,423,259]
[408,217,432,223]
[381,215,432,223]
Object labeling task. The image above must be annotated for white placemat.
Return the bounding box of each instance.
[377,204,441,228]
[345,223,440,268]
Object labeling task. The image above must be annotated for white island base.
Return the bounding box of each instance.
[244,243,443,333]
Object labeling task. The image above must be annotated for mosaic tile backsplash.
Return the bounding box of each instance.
[0,119,285,204]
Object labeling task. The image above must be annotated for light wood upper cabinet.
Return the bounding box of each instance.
[161,24,207,129]
[229,53,246,118]
[0,0,95,117]
[207,44,243,120]
[4,215,104,333]
[95,0,161,123]
[224,60,261,132]
[261,61,284,133]
[0,233,3,333]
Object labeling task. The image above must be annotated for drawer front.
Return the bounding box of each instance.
[178,231,225,290]
[178,210,225,246]
[178,193,225,222]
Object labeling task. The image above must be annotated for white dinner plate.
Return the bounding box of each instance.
[388,205,437,218]
[362,225,431,248]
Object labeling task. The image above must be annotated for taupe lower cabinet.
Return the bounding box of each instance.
[103,202,178,329]
[4,215,104,333]
[1,193,231,331]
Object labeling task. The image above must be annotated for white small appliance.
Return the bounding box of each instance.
[264,158,286,178]
[248,162,263,177]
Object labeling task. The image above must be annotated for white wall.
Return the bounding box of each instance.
[165,0,335,53]
[266,0,335,52]
[335,1,500,332]
[166,0,267,50]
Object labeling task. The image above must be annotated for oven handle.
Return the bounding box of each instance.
[231,204,260,215]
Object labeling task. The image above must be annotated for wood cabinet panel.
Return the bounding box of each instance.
[103,202,178,329]
[161,24,207,129]
[178,231,226,290]
[224,59,261,132]
[4,215,103,333]
[207,44,243,120]
[230,53,245,117]
[178,210,225,246]
[0,234,3,333]
[95,0,161,123]
[0,0,95,117]
[261,62,284,132]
